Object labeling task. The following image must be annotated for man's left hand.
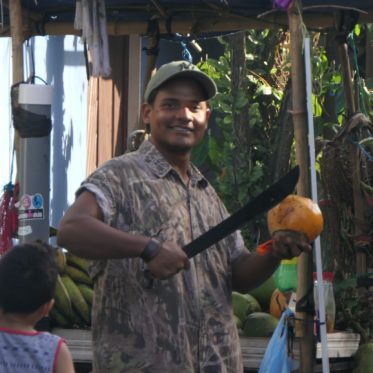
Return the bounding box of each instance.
[271,230,312,259]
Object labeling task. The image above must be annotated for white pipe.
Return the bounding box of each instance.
[304,37,330,373]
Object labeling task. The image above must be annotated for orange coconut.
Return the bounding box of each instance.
[267,194,323,241]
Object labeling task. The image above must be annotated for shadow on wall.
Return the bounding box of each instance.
[46,36,68,232]
[45,36,87,233]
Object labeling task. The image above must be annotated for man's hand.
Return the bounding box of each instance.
[271,230,312,259]
[146,241,190,279]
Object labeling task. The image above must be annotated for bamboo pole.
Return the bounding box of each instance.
[9,0,24,181]
[288,2,315,372]
[335,16,367,275]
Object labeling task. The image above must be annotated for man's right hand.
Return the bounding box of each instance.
[146,241,190,279]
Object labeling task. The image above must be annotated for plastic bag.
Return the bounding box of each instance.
[259,308,295,373]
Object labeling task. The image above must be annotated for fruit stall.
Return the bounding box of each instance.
[50,251,362,372]
[1,1,373,373]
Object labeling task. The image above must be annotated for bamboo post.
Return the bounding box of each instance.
[335,15,366,275]
[9,0,24,181]
[288,2,315,372]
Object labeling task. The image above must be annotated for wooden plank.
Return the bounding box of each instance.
[240,332,360,368]
[52,329,360,368]
[53,328,92,363]
[109,36,126,157]
[9,0,24,180]
[97,77,114,166]
[16,12,371,38]
[126,35,142,136]
[315,332,360,359]
[86,77,99,175]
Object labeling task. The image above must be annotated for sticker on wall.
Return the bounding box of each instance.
[18,193,44,221]
[18,225,32,236]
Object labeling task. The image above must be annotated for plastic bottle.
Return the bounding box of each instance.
[313,272,336,334]
[274,257,298,293]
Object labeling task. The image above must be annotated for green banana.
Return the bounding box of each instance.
[55,248,66,273]
[77,283,94,306]
[61,274,91,325]
[65,252,89,273]
[50,306,71,328]
[54,274,74,320]
[64,264,93,286]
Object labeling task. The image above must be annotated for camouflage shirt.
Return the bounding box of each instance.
[78,140,249,373]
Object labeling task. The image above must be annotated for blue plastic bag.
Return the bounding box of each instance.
[259,308,295,373]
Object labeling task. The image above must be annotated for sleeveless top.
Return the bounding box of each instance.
[0,328,64,372]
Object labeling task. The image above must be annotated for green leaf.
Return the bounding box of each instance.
[191,133,209,167]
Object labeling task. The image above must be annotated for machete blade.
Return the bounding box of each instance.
[183,165,300,258]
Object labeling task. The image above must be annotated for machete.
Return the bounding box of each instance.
[183,165,300,258]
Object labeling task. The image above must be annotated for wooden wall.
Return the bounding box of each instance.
[86,35,142,175]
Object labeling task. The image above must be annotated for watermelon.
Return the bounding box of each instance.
[249,276,276,311]
[242,312,279,337]
[353,343,373,373]
[232,291,261,322]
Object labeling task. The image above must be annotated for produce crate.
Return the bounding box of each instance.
[53,328,360,369]
[315,332,360,359]
[240,332,360,370]
[53,328,92,363]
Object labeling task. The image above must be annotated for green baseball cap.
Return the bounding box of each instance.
[144,60,217,102]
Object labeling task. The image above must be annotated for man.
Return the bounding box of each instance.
[57,60,311,372]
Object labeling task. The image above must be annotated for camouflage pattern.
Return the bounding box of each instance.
[78,140,249,373]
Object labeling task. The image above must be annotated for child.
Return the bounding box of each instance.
[0,241,75,373]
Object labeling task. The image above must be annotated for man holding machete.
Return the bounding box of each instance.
[57,60,311,373]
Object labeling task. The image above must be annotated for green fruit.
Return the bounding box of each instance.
[64,265,92,286]
[243,293,262,315]
[249,276,276,311]
[54,274,74,320]
[353,343,373,373]
[61,275,91,325]
[232,292,261,322]
[242,312,278,337]
[77,283,94,305]
[50,307,71,328]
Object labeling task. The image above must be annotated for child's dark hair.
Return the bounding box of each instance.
[0,241,58,314]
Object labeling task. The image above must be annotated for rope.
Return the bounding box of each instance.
[356,141,373,162]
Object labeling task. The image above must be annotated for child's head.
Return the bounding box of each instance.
[0,241,58,314]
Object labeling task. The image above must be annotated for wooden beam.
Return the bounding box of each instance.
[126,35,142,135]
[86,77,99,176]
[9,0,24,181]
[2,11,373,39]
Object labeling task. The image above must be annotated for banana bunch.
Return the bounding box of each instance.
[50,248,94,329]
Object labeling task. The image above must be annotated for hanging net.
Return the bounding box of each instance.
[0,182,18,255]
[320,112,373,274]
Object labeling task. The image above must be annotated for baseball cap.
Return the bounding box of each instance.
[144,60,217,102]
